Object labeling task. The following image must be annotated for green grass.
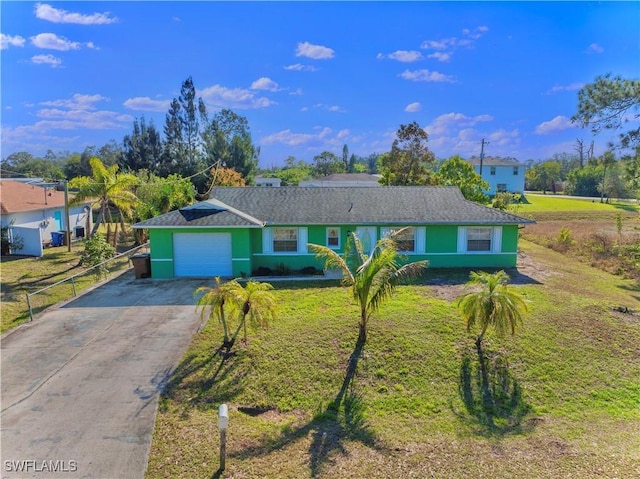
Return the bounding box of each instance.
[146,240,640,479]
[0,239,135,333]
[518,194,639,214]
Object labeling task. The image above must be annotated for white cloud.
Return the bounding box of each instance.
[36,109,132,127]
[41,94,107,110]
[261,127,333,146]
[31,54,62,67]
[547,82,585,94]
[31,33,80,51]
[420,25,489,61]
[399,69,456,83]
[295,41,335,60]
[199,84,275,109]
[535,115,574,135]
[404,102,422,113]
[34,3,117,24]
[310,104,345,113]
[427,52,451,62]
[289,88,304,96]
[336,129,350,140]
[123,97,171,112]
[3,92,132,147]
[251,77,280,92]
[1,33,25,50]
[426,112,493,136]
[284,63,318,72]
[377,50,423,63]
[586,43,604,54]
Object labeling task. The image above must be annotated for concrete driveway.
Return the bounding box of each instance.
[1,272,209,479]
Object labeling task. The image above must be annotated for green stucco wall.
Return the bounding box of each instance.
[147,224,521,278]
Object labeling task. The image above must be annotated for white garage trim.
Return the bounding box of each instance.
[173,233,232,277]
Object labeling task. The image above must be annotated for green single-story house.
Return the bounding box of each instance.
[132,186,535,278]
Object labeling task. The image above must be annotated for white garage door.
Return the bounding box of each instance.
[173,233,232,277]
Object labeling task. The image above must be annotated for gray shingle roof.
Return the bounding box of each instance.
[133,186,534,228]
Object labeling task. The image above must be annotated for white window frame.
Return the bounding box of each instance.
[457,226,502,254]
[381,226,425,254]
[326,227,341,249]
[262,227,308,254]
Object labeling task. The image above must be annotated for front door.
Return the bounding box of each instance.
[355,226,377,255]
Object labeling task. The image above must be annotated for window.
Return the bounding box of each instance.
[381,226,425,253]
[490,167,496,176]
[273,228,298,252]
[466,228,492,251]
[513,166,519,176]
[496,183,507,193]
[392,227,415,252]
[327,227,340,249]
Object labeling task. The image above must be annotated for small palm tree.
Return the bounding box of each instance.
[69,157,138,241]
[456,270,528,348]
[310,230,428,345]
[229,280,277,347]
[195,277,244,346]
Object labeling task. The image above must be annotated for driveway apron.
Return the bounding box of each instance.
[1,273,208,479]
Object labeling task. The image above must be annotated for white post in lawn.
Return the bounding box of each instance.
[218,404,229,471]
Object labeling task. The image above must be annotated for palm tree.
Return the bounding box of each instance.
[309,230,428,345]
[195,277,244,347]
[69,157,138,242]
[456,270,528,348]
[229,280,277,348]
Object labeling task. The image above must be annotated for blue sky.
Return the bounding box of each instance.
[1,1,639,168]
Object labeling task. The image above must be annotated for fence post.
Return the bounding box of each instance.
[71,276,77,296]
[26,293,34,321]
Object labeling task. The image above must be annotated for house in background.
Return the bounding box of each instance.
[0,181,92,256]
[467,157,525,195]
[254,176,282,187]
[299,173,382,187]
[133,186,534,279]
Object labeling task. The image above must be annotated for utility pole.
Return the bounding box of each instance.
[479,139,489,175]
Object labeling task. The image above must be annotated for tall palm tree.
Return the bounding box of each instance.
[195,277,244,346]
[229,280,277,347]
[456,270,528,348]
[310,230,428,345]
[69,157,138,240]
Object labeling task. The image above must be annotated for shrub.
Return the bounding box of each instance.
[554,227,574,252]
[80,234,116,278]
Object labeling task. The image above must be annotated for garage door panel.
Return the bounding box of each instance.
[173,233,232,277]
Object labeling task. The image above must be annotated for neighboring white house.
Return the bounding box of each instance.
[0,181,92,256]
[467,157,525,195]
[299,173,382,187]
[255,176,282,187]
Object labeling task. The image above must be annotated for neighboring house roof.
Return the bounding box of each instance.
[467,156,522,166]
[0,181,68,214]
[299,173,382,187]
[133,186,534,228]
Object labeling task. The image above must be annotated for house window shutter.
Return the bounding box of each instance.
[492,226,502,253]
[298,227,308,253]
[457,227,466,253]
[415,227,426,253]
[262,228,273,254]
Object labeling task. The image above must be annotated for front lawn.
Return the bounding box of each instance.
[146,240,640,478]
